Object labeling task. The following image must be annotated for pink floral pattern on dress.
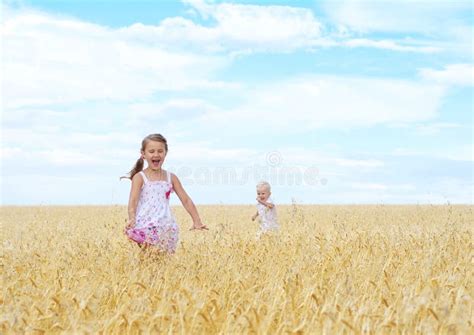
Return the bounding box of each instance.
[126,228,147,244]
[125,171,179,253]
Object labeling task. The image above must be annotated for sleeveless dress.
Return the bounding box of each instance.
[125,170,179,253]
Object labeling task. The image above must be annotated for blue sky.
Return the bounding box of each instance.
[1,0,473,205]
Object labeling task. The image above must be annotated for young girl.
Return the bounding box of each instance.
[251,181,279,238]
[122,133,207,253]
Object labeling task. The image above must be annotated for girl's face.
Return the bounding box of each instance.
[257,187,270,201]
[141,140,167,170]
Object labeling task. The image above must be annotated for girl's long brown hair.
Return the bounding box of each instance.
[121,134,168,180]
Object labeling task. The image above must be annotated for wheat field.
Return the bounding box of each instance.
[1,205,473,334]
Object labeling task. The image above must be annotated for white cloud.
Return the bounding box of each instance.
[393,145,474,162]
[35,149,102,166]
[179,0,323,51]
[343,38,440,53]
[2,7,227,109]
[1,144,111,168]
[419,64,474,87]
[350,182,415,191]
[433,177,473,202]
[389,121,471,137]
[2,108,69,132]
[333,158,384,168]
[0,147,22,160]
[1,1,471,205]
[350,183,387,191]
[322,0,472,57]
[270,148,385,170]
[134,2,427,56]
[322,0,472,35]
[413,122,464,136]
[198,75,446,132]
[2,174,125,205]
[136,0,458,57]
[3,1,460,113]
[168,143,258,163]
[2,128,140,170]
[129,99,219,124]
[116,1,327,54]
[126,0,445,54]
[3,135,471,204]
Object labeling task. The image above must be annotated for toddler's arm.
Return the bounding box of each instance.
[257,198,274,209]
[251,211,258,221]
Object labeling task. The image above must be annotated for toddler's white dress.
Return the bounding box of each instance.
[256,198,279,237]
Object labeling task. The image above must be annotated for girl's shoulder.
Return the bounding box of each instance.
[164,170,179,186]
[167,170,178,180]
[132,171,145,183]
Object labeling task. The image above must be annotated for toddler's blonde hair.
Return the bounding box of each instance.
[256,181,271,191]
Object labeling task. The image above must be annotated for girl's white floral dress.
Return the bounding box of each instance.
[126,170,179,253]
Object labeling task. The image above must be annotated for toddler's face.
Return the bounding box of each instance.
[257,187,270,201]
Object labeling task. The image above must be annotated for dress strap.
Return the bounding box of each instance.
[139,171,148,183]
[166,170,171,183]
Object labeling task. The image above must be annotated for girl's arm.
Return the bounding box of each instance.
[126,173,143,228]
[171,173,208,230]
[251,211,259,221]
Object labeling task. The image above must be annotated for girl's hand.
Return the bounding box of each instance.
[190,222,208,231]
[124,219,135,232]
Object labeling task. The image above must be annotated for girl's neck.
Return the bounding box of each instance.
[144,167,165,180]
